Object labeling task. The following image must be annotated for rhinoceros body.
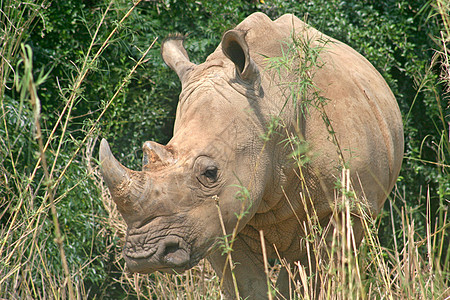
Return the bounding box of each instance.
[100,12,403,299]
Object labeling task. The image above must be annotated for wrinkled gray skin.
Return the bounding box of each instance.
[100,13,404,299]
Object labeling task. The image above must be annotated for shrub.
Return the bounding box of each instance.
[0,0,448,298]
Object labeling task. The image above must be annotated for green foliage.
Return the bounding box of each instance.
[1,0,448,298]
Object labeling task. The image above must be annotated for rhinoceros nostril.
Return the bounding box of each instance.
[161,238,189,266]
[163,240,180,256]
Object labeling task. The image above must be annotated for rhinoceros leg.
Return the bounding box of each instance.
[207,237,269,300]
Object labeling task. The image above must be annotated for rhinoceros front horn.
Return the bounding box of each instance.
[99,139,147,217]
[99,139,130,188]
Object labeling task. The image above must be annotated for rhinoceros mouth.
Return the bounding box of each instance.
[123,233,160,260]
[123,234,196,273]
[123,245,157,259]
[121,214,218,274]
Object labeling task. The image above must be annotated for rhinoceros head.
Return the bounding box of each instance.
[100,30,271,274]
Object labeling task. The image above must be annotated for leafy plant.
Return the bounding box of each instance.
[1,0,448,299]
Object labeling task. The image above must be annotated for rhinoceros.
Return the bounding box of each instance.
[100,12,403,299]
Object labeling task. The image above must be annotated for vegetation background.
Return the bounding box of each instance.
[0,0,448,299]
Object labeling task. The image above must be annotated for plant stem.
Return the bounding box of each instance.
[259,230,273,300]
[22,44,75,299]
[215,196,240,300]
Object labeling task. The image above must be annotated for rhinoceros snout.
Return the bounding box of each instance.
[124,235,191,273]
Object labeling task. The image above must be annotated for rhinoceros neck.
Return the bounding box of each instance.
[240,163,330,260]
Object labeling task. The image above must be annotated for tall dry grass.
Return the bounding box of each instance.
[97,167,448,299]
[1,0,449,299]
[0,0,154,298]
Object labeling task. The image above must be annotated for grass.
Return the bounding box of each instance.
[0,0,153,298]
[98,170,449,299]
[0,0,449,299]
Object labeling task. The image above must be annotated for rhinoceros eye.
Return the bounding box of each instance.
[203,166,218,181]
[195,156,219,187]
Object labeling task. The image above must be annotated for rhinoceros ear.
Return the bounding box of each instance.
[222,30,259,82]
[161,34,196,83]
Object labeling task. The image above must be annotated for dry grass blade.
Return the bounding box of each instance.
[1,1,449,299]
[20,43,75,300]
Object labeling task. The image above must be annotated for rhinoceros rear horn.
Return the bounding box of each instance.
[161,34,196,83]
[222,30,259,82]
[142,141,174,171]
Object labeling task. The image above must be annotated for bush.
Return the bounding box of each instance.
[0,0,448,298]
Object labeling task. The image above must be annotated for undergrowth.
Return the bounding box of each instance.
[0,0,448,299]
